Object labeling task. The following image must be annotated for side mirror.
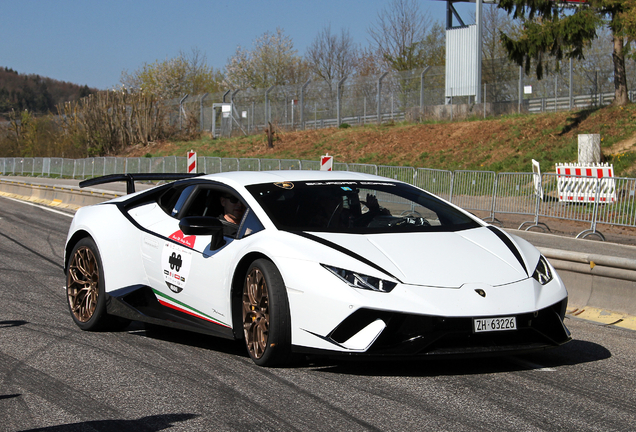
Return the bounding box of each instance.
[179,216,225,250]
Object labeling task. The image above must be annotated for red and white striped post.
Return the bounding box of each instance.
[187,150,197,174]
[320,153,333,171]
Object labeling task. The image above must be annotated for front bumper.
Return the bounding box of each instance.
[293,298,571,358]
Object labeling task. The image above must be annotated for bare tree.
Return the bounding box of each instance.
[367,0,433,71]
[224,28,308,89]
[120,47,223,99]
[306,25,357,86]
[480,5,521,102]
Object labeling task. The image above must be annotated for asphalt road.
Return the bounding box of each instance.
[1,196,635,432]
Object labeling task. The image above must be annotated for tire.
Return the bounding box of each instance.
[242,259,292,366]
[66,237,129,331]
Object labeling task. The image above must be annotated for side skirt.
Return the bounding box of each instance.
[106,285,236,340]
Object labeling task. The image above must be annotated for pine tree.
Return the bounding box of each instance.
[498,0,635,106]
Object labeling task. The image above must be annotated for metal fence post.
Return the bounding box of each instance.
[179,94,189,130]
[200,93,208,131]
[300,79,311,129]
[337,77,346,127]
[518,66,523,113]
[420,66,431,118]
[265,86,274,125]
[377,72,388,124]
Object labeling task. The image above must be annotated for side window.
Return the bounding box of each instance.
[158,184,195,217]
[181,188,224,218]
[237,208,265,238]
[169,185,198,218]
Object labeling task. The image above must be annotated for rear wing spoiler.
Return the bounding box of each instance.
[79,173,205,194]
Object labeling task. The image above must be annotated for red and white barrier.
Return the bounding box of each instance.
[187,151,197,174]
[320,154,333,171]
[556,163,616,203]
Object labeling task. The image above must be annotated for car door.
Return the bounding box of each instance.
[132,183,255,330]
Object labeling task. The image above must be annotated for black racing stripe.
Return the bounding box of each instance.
[487,226,528,276]
[291,231,401,282]
[109,201,198,252]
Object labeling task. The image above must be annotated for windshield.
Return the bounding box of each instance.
[246,180,480,233]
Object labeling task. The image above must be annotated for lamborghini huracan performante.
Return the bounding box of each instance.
[64,171,571,366]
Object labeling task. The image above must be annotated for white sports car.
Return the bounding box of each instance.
[65,170,571,366]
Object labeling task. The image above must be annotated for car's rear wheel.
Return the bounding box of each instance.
[66,237,129,331]
[242,259,292,366]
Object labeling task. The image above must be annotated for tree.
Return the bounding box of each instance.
[367,0,436,71]
[480,4,522,102]
[224,28,308,89]
[120,48,224,99]
[306,25,358,86]
[497,0,635,106]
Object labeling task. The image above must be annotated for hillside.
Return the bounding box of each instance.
[0,67,97,119]
[121,105,636,176]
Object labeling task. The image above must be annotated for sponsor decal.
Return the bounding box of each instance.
[169,230,196,248]
[162,243,192,293]
[274,181,294,190]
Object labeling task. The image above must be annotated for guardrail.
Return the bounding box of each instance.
[2,156,635,240]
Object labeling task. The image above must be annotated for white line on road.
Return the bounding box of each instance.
[0,195,74,218]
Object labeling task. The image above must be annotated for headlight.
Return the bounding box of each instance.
[322,264,397,293]
[532,255,553,285]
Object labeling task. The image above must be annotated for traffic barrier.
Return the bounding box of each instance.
[539,246,636,316]
[556,163,616,203]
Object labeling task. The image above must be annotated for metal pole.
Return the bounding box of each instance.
[337,77,346,127]
[484,83,486,119]
[377,72,389,124]
[569,58,573,110]
[179,94,189,130]
[420,66,431,117]
[265,86,274,124]
[200,93,208,131]
[518,66,523,114]
[300,79,311,129]
[230,89,240,136]
[554,75,558,112]
[475,0,483,104]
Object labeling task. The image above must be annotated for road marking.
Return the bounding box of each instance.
[567,307,636,331]
[0,195,74,218]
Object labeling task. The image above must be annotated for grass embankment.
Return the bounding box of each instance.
[121,105,636,176]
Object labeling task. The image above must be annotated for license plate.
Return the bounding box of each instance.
[473,316,517,333]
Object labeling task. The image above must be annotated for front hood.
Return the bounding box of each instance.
[308,227,530,287]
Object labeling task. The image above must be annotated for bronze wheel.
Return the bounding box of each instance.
[241,259,292,366]
[65,238,129,331]
[67,245,100,323]
[243,266,269,360]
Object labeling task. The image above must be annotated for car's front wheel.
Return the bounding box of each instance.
[66,237,129,331]
[242,259,292,366]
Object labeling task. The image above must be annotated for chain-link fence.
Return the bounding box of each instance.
[2,156,635,239]
[165,57,636,138]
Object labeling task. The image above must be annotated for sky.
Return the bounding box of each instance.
[0,0,479,90]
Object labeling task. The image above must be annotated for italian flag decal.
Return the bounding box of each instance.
[152,289,230,328]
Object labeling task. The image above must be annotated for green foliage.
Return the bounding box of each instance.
[339,122,351,129]
[497,0,635,105]
[498,1,601,79]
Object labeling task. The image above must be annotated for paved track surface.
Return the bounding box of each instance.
[1,196,636,431]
